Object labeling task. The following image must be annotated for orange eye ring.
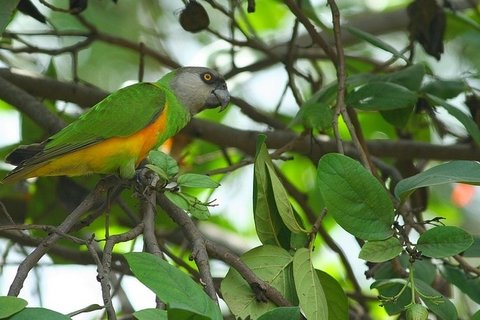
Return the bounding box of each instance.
[203,72,213,82]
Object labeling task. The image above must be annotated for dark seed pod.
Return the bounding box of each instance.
[179,1,210,33]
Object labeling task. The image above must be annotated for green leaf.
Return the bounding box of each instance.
[164,191,210,220]
[147,150,179,179]
[473,310,480,320]
[415,279,458,320]
[426,94,480,145]
[177,173,220,189]
[0,296,27,318]
[317,153,394,240]
[422,80,466,100]
[9,308,71,320]
[463,236,480,257]
[293,248,328,320]
[221,245,294,320]
[416,226,473,258]
[394,160,480,199]
[347,26,409,61]
[125,252,222,320]
[253,136,305,247]
[441,264,480,304]
[292,100,333,130]
[133,308,168,320]
[258,307,301,320]
[381,64,426,91]
[380,107,414,128]
[0,0,20,34]
[412,260,437,285]
[359,237,403,262]
[406,304,429,320]
[254,137,285,246]
[266,163,305,234]
[145,164,169,181]
[370,279,411,315]
[316,270,348,320]
[164,191,190,211]
[347,82,418,111]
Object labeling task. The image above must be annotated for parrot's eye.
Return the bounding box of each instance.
[201,72,214,83]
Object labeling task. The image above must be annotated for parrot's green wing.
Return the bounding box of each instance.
[48,82,167,148]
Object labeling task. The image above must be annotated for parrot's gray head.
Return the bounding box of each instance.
[170,67,230,115]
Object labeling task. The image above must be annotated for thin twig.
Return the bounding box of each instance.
[8,178,116,296]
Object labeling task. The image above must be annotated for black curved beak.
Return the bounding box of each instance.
[205,82,230,111]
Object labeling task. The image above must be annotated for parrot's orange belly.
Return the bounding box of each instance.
[31,107,168,178]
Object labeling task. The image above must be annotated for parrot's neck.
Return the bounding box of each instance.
[154,87,191,149]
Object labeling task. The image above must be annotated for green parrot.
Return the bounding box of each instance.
[2,67,229,183]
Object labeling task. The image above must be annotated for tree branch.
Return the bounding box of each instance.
[157,193,218,302]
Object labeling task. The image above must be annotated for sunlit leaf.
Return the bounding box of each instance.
[9,308,70,320]
[395,160,480,200]
[147,150,179,179]
[177,173,220,189]
[359,237,403,262]
[125,252,222,320]
[416,226,473,258]
[293,248,328,320]
[316,270,348,320]
[0,296,27,318]
[221,245,294,319]
[317,153,394,240]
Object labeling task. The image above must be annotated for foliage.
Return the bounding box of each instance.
[1,0,480,320]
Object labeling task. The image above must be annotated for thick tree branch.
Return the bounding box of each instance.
[1,69,478,163]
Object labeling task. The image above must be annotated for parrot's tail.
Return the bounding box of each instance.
[5,143,45,165]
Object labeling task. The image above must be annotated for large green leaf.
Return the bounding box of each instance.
[317,153,394,240]
[381,64,426,91]
[359,237,403,262]
[416,226,473,258]
[253,136,305,247]
[9,308,70,320]
[293,248,328,320]
[415,279,458,320]
[0,296,27,319]
[422,80,466,100]
[316,270,348,320]
[221,245,294,320]
[147,150,179,179]
[124,252,222,320]
[394,160,480,200]
[347,82,418,111]
[426,94,480,144]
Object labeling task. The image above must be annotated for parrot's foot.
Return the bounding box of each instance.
[134,167,160,194]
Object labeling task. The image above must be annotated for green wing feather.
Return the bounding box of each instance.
[48,82,166,147]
